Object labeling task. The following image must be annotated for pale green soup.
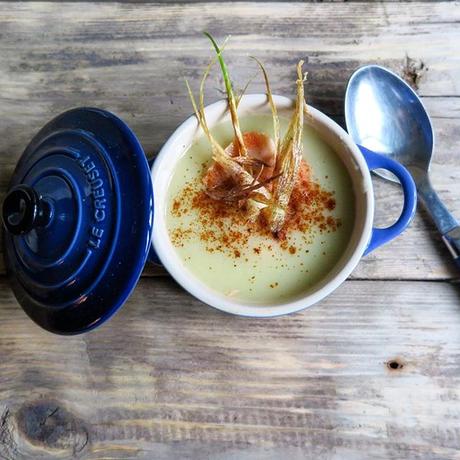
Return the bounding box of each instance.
[166,114,355,304]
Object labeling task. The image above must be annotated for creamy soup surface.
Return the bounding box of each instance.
[166,114,355,304]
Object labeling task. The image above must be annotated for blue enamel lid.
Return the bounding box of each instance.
[1,108,153,334]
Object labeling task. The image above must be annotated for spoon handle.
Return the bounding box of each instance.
[415,174,460,267]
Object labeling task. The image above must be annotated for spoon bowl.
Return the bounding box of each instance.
[345,65,434,181]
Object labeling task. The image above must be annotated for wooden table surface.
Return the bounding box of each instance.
[1,2,460,459]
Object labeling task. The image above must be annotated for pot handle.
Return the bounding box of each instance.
[359,145,417,255]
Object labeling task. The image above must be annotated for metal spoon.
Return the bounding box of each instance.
[345,65,460,268]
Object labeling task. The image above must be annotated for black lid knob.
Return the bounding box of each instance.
[2,185,51,235]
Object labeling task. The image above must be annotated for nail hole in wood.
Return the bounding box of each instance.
[387,360,404,370]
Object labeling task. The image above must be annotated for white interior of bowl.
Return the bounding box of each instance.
[151,94,373,317]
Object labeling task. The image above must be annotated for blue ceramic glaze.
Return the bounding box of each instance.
[2,108,153,334]
[359,145,417,255]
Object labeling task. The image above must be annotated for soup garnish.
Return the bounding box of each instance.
[186,33,310,237]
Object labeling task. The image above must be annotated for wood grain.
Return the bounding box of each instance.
[1,2,459,280]
[1,4,460,459]
[1,276,460,459]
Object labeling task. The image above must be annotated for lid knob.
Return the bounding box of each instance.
[2,185,52,235]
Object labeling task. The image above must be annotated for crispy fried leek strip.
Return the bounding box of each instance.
[251,57,280,153]
[185,61,227,164]
[204,32,247,158]
[185,59,270,215]
[265,60,307,234]
[207,172,280,201]
[236,74,256,108]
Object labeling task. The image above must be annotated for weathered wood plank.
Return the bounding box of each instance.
[0,2,459,280]
[1,276,460,459]
[5,0,442,3]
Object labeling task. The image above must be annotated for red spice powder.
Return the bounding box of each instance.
[172,199,181,214]
[170,159,341,258]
